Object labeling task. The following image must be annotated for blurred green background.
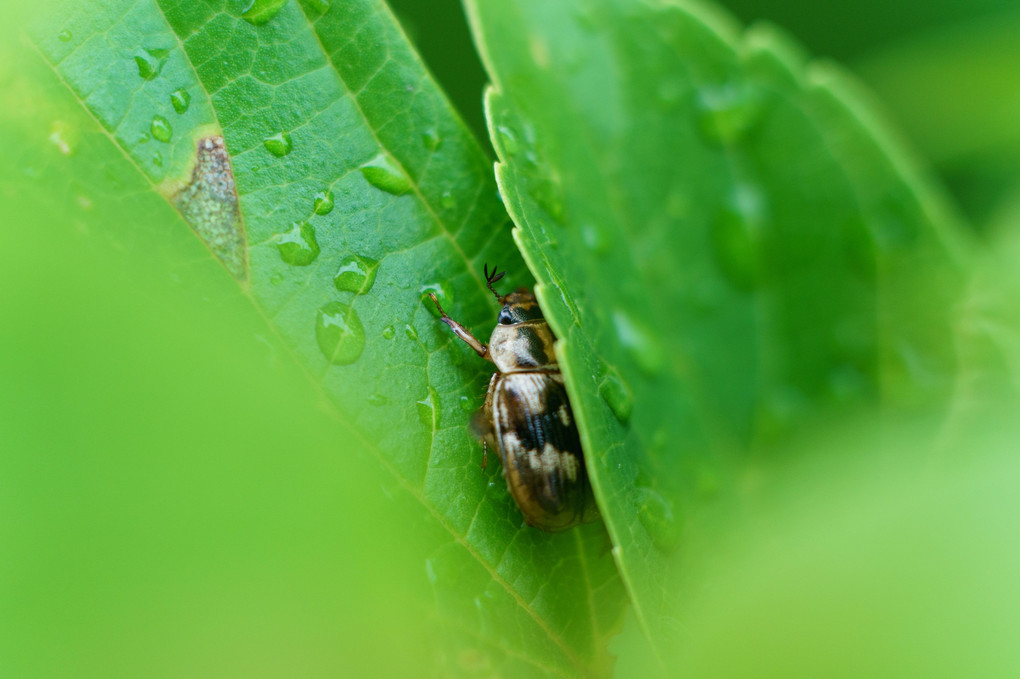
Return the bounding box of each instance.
[3,0,1020,676]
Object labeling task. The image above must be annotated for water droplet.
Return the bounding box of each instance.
[263,132,292,157]
[424,557,437,584]
[612,310,664,375]
[599,368,633,425]
[529,176,565,224]
[134,47,169,81]
[241,0,287,25]
[421,128,441,151]
[711,183,766,290]
[416,386,440,429]
[496,125,518,156]
[696,82,764,146]
[368,393,389,406]
[635,486,683,554]
[270,272,284,285]
[170,88,191,114]
[315,301,366,365]
[360,153,411,195]
[57,29,72,42]
[276,222,320,266]
[48,121,73,155]
[312,189,334,215]
[459,395,474,412]
[150,115,173,143]
[382,325,395,340]
[440,190,455,210]
[152,152,163,167]
[333,254,379,294]
[581,222,609,255]
[419,282,453,318]
[404,324,418,341]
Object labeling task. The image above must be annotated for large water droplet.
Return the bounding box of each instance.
[360,153,411,195]
[421,128,441,151]
[315,301,366,365]
[333,254,379,294]
[57,29,72,42]
[695,82,763,146]
[419,281,453,318]
[711,183,766,291]
[312,189,334,215]
[241,0,287,25]
[150,115,173,143]
[599,368,633,425]
[416,386,440,429]
[276,222,320,266]
[170,88,191,114]
[382,326,395,340]
[635,486,683,554]
[459,395,474,412]
[263,132,292,157]
[440,190,455,210]
[496,125,518,156]
[612,310,664,375]
[134,48,169,81]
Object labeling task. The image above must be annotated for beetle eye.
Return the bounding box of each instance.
[498,308,514,325]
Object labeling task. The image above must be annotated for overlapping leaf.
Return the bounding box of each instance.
[465,0,969,665]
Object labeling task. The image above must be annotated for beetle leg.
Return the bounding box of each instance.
[428,293,491,360]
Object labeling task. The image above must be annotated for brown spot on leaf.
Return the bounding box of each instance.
[172,136,247,280]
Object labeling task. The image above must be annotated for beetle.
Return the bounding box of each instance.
[429,265,598,532]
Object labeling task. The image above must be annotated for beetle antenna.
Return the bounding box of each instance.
[484,263,506,300]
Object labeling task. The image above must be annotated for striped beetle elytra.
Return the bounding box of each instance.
[429,265,598,532]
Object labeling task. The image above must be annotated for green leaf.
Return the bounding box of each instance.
[464,0,969,665]
[27,0,626,674]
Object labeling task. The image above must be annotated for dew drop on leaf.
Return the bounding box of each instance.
[270,272,284,285]
[368,394,389,406]
[634,486,683,554]
[240,0,287,26]
[360,153,411,195]
[312,189,334,215]
[170,88,191,114]
[710,184,766,291]
[382,325,395,340]
[150,115,173,143]
[152,152,163,167]
[496,125,518,156]
[416,386,440,428]
[134,47,168,81]
[276,221,320,266]
[459,395,473,412]
[612,309,665,375]
[581,222,609,256]
[315,301,366,366]
[333,254,379,294]
[420,281,454,318]
[263,132,292,157]
[421,127,441,151]
[404,324,418,341]
[57,29,72,42]
[440,190,455,210]
[599,368,633,425]
[695,82,764,146]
